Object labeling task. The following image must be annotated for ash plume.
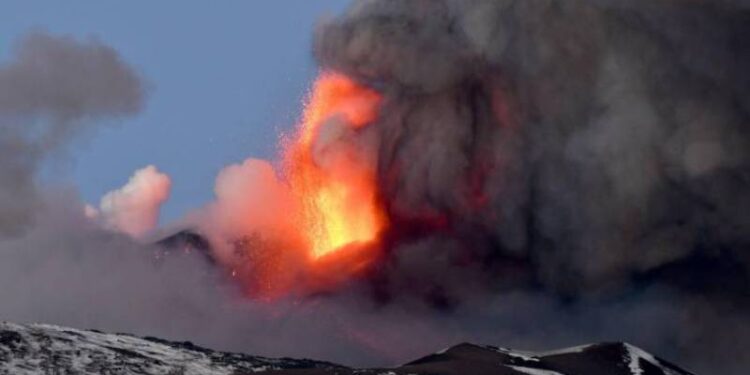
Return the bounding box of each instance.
[315,0,750,296]
[310,0,750,373]
[0,31,144,237]
[0,4,748,375]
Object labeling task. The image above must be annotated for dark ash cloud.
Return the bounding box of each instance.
[313,1,750,373]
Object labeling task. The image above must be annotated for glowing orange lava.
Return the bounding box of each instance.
[284,72,386,262]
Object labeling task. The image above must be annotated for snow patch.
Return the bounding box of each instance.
[623,343,681,375]
[507,365,565,375]
[435,347,451,355]
[0,322,333,375]
[536,344,593,357]
[489,346,541,362]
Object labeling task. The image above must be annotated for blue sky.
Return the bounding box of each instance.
[0,1,351,223]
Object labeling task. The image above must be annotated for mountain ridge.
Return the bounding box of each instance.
[0,321,695,375]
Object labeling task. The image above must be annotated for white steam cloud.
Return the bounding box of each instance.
[197,158,296,256]
[89,165,172,239]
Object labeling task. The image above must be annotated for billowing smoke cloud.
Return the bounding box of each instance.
[307,0,750,373]
[89,165,172,238]
[0,31,144,237]
[315,0,750,297]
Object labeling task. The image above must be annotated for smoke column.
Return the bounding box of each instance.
[312,0,750,299]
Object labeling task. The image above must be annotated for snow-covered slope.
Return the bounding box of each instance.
[0,321,696,375]
[0,322,341,375]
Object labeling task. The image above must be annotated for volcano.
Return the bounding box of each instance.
[0,1,746,374]
[0,321,695,375]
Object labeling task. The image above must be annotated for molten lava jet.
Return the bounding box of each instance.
[282,72,386,290]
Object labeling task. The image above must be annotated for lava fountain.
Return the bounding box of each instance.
[282,72,386,289]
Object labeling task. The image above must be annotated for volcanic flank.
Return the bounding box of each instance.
[0,1,748,375]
